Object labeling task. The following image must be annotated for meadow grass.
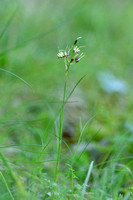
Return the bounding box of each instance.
[0,0,133,199]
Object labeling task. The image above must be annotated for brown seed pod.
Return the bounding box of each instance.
[74,39,77,45]
[70,58,74,63]
[75,57,80,63]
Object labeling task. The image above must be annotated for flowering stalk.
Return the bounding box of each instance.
[55,37,84,182]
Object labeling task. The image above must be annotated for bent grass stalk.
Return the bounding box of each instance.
[55,37,84,181]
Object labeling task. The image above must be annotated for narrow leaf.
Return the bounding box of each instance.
[0,171,15,200]
[0,67,32,90]
[0,7,17,40]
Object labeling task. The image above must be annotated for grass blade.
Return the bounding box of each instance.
[66,74,87,102]
[81,161,94,200]
[72,115,96,164]
[0,152,15,181]
[40,74,87,140]
[0,66,32,90]
[0,171,15,200]
[0,7,17,41]
[77,129,100,162]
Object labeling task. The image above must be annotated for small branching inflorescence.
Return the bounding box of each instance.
[57,37,84,74]
[55,37,84,182]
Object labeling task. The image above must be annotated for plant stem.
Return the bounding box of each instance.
[55,72,67,182]
[81,161,94,200]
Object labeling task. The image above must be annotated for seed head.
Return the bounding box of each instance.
[57,37,84,73]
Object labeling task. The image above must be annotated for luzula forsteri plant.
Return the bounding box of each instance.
[55,37,84,181]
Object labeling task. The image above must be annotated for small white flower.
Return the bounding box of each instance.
[57,51,64,58]
[64,51,69,57]
[73,46,80,53]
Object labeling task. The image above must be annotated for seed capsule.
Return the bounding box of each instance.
[70,58,74,63]
[74,39,77,45]
[75,57,80,63]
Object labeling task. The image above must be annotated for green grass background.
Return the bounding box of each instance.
[0,0,133,199]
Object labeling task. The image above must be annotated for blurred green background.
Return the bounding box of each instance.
[0,0,133,199]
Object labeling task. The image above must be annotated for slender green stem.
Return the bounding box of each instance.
[71,168,74,199]
[55,73,67,181]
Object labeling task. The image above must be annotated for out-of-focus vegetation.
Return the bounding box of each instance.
[0,0,133,199]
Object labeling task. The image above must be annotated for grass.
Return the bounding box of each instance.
[0,171,15,200]
[0,0,133,199]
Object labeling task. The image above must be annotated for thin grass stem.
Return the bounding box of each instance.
[55,74,67,181]
[81,161,94,200]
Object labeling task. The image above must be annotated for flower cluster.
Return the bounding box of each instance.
[57,51,69,58]
[57,37,84,72]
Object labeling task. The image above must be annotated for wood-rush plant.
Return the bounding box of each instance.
[55,37,85,181]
